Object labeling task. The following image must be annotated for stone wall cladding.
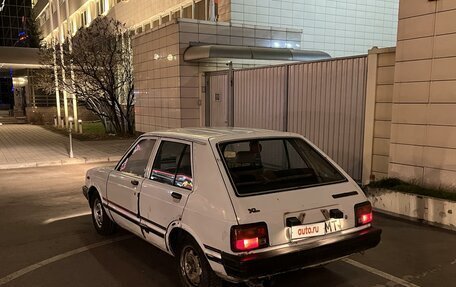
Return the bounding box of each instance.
[371,48,395,180]
[132,18,303,132]
[390,0,456,187]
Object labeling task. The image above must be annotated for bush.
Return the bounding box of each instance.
[369,178,456,201]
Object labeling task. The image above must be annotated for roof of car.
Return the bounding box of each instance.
[143,127,296,143]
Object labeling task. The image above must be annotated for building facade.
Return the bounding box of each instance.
[0,0,32,47]
[34,0,398,57]
[32,0,399,132]
[362,0,456,188]
[0,0,34,116]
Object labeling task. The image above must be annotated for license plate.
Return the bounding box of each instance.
[291,219,342,240]
[325,219,342,234]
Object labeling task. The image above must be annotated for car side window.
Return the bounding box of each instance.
[151,141,193,190]
[118,139,156,177]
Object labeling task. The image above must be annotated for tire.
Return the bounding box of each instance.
[91,196,116,235]
[177,236,222,287]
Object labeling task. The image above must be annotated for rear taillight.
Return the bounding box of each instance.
[355,201,373,226]
[230,222,269,252]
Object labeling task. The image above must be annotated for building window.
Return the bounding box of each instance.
[72,19,77,35]
[44,9,50,21]
[172,10,180,20]
[98,0,108,15]
[162,15,170,24]
[194,0,205,20]
[81,10,88,27]
[182,5,192,19]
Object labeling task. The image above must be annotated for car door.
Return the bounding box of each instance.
[106,137,157,237]
[139,139,194,250]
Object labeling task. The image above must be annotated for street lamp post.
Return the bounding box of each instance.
[68,116,74,158]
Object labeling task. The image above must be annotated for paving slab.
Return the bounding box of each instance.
[0,125,134,170]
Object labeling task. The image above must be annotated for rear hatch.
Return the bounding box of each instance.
[214,136,368,247]
[230,181,366,246]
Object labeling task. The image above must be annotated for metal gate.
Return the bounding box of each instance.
[206,56,368,181]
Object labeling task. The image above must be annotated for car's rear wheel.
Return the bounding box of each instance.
[91,196,115,235]
[178,237,221,287]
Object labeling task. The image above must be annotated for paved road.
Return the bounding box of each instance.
[0,164,455,287]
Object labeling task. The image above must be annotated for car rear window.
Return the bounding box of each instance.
[218,138,346,196]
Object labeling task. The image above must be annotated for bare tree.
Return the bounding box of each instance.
[37,17,135,135]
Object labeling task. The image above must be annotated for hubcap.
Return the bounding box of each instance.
[93,200,103,228]
[180,246,202,286]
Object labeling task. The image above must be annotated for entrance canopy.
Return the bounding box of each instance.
[0,47,43,70]
[184,44,331,63]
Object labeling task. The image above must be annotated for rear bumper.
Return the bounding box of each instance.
[221,226,381,280]
[82,186,89,200]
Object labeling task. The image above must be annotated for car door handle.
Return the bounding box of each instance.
[131,180,139,186]
[171,192,182,200]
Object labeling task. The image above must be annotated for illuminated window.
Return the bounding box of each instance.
[72,19,77,35]
[98,0,108,15]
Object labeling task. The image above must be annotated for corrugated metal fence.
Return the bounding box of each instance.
[224,56,368,181]
[234,66,288,131]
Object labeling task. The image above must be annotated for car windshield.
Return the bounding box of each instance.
[218,138,346,196]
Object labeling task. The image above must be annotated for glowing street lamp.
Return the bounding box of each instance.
[68,116,74,158]
[78,119,83,134]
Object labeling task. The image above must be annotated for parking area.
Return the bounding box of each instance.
[0,164,455,287]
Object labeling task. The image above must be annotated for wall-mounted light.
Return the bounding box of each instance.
[153,53,160,60]
[167,54,174,61]
[12,77,28,87]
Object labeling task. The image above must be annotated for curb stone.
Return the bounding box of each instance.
[367,187,456,232]
[0,157,120,170]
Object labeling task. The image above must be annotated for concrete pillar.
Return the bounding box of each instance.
[48,0,62,127]
[362,49,379,185]
[55,0,69,128]
[65,0,79,133]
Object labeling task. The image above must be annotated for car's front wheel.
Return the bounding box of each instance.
[91,196,115,235]
[178,237,221,287]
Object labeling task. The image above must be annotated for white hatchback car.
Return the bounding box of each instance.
[83,128,381,286]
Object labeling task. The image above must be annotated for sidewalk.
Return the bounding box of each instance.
[0,125,134,170]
